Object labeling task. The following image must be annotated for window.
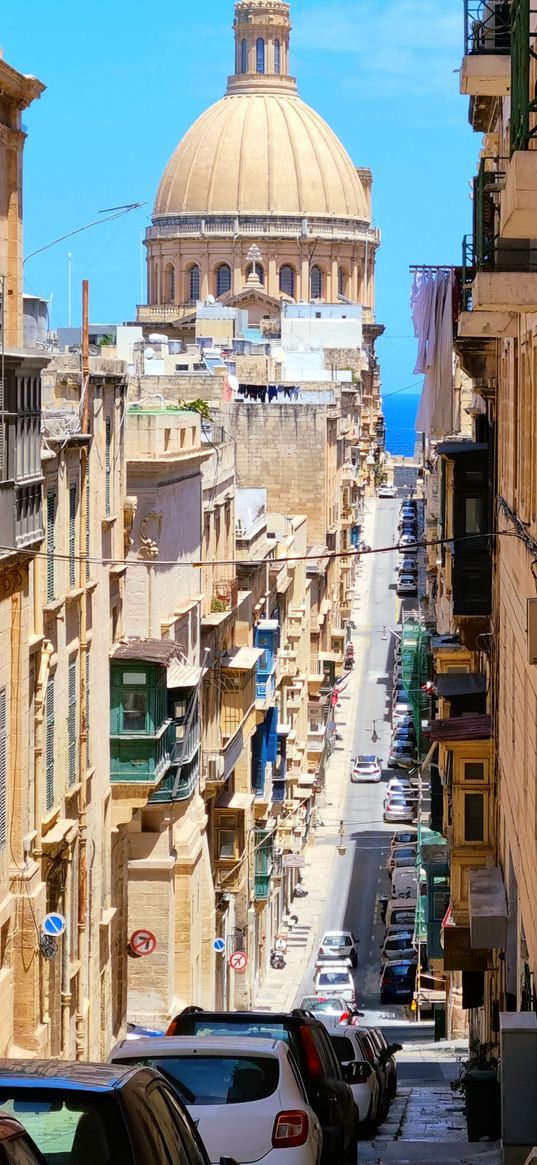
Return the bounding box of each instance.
[464,793,484,842]
[69,483,77,588]
[218,829,236,859]
[279,265,295,297]
[122,671,148,733]
[189,264,200,303]
[216,264,232,297]
[68,658,77,787]
[125,1055,279,1105]
[338,267,345,296]
[465,497,485,535]
[255,263,265,285]
[0,1100,116,1163]
[105,416,111,517]
[45,677,55,811]
[0,688,6,849]
[241,38,248,73]
[311,266,323,298]
[274,39,281,73]
[165,262,175,304]
[464,761,485,781]
[256,37,265,73]
[46,490,56,602]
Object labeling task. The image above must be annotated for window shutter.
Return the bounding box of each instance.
[68,658,77,787]
[105,416,111,516]
[45,678,55,811]
[69,484,77,588]
[266,705,279,763]
[46,491,55,602]
[0,688,6,848]
[85,651,90,768]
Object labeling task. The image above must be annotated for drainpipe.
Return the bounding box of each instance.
[75,280,89,1059]
[61,848,73,1054]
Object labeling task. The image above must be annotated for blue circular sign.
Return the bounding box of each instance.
[213,938,226,954]
[42,912,66,937]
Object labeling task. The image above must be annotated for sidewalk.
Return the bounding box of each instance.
[253,512,376,1011]
[361,1084,501,1163]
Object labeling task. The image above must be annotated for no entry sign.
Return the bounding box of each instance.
[130,929,157,957]
[229,950,248,973]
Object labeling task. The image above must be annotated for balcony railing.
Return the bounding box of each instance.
[150,752,200,803]
[256,669,276,705]
[464,0,511,56]
[110,721,175,784]
[511,0,537,153]
[211,576,239,614]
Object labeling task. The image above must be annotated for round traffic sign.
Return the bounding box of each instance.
[42,912,66,938]
[130,929,157,957]
[213,938,226,954]
[229,950,248,973]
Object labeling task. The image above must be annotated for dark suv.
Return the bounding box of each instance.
[167,1008,359,1165]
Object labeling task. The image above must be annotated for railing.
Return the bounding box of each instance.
[511,0,537,153]
[256,670,276,704]
[211,576,239,614]
[461,235,476,310]
[0,480,15,557]
[307,727,327,753]
[150,752,200,803]
[146,215,375,242]
[464,0,511,55]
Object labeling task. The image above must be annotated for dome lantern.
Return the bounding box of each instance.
[228,0,296,95]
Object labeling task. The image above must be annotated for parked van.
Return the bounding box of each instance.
[384,900,417,929]
[391,867,418,899]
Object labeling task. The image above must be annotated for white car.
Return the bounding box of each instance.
[328,1026,380,1128]
[314,963,356,1004]
[317,930,359,967]
[109,1035,323,1165]
[377,485,397,498]
[351,754,381,783]
[398,534,418,550]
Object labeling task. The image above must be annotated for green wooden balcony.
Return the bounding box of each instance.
[110,720,174,784]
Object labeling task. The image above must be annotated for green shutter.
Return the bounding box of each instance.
[0,688,6,848]
[45,678,55,811]
[46,491,55,602]
[68,659,77,787]
[69,484,77,588]
[105,416,111,517]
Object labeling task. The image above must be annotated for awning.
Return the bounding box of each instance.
[221,647,264,671]
[429,714,492,742]
[436,674,486,698]
[469,868,507,950]
[256,619,279,632]
[297,773,316,787]
[436,440,488,457]
[216,790,255,811]
[167,661,202,689]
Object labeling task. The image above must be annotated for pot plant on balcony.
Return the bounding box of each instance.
[452,1039,501,1142]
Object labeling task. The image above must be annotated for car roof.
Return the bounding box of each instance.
[316,963,352,973]
[322,930,353,938]
[171,1010,322,1027]
[0,1061,139,1092]
[111,1036,284,1059]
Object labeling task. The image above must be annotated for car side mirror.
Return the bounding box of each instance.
[342,1061,372,1084]
[389,1043,403,1055]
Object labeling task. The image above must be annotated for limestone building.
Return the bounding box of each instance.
[139,0,380,331]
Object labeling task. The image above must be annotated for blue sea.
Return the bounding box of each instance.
[383,392,421,458]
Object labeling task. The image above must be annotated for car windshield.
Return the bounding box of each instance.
[357,755,375,764]
[184,1020,291,1043]
[322,934,351,947]
[115,1055,279,1106]
[318,972,351,986]
[300,997,345,1013]
[388,965,415,977]
[0,1094,122,1165]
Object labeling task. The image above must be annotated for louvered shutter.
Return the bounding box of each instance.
[105,416,111,516]
[69,484,76,588]
[46,492,55,602]
[68,659,77,787]
[0,689,6,848]
[45,679,55,811]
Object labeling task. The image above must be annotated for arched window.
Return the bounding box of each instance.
[255,263,265,285]
[311,265,322,299]
[165,262,175,304]
[241,38,248,73]
[256,37,265,74]
[189,264,200,303]
[338,267,345,296]
[274,39,281,74]
[216,264,232,297]
[279,265,295,297]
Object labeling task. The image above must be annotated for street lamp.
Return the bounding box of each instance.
[337,820,346,857]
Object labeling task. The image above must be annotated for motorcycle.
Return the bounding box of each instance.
[294,884,308,898]
[344,656,354,671]
[270,949,286,970]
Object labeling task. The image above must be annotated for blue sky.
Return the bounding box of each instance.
[3,0,478,438]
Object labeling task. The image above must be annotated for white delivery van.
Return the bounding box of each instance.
[384,900,417,929]
[391,866,418,899]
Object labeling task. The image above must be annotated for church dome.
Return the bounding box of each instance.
[153,1,368,224]
[154,93,369,222]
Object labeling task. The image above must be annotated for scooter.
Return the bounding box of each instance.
[270,949,286,969]
[344,656,354,671]
[294,884,308,898]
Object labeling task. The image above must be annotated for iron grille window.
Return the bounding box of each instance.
[69,484,77,588]
[274,39,281,73]
[45,677,55,811]
[241,38,248,72]
[216,265,232,297]
[105,416,111,517]
[311,266,323,298]
[279,265,295,297]
[0,688,6,848]
[189,265,200,303]
[256,37,265,73]
[68,658,77,787]
[46,491,56,602]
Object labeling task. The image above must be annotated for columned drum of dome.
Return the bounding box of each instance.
[141,0,380,323]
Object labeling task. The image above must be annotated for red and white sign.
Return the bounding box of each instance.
[130,929,157,957]
[229,950,248,973]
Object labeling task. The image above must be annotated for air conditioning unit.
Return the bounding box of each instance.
[207,755,225,781]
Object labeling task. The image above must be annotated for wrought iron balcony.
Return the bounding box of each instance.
[464,0,511,56]
[511,0,537,153]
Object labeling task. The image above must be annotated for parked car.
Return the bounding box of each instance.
[383,798,416,825]
[389,830,416,849]
[377,485,397,498]
[385,778,416,800]
[387,845,417,870]
[317,931,359,968]
[109,1036,323,1165]
[327,1028,380,1131]
[380,933,417,962]
[164,1010,359,1165]
[366,1030,401,1100]
[391,867,419,899]
[0,1114,48,1165]
[314,964,356,1004]
[388,742,417,769]
[350,1031,389,1124]
[398,535,419,550]
[392,726,416,746]
[389,853,417,873]
[0,1061,212,1165]
[351,755,381,784]
[384,900,417,929]
[396,576,418,597]
[380,960,417,1004]
[298,997,361,1024]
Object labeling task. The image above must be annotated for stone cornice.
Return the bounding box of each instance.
[0,122,26,147]
[0,59,45,109]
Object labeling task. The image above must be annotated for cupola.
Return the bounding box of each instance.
[227,0,297,95]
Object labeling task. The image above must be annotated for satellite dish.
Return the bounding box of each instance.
[144,347,155,360]
[228,374,239,392]
[207,295,216,305]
